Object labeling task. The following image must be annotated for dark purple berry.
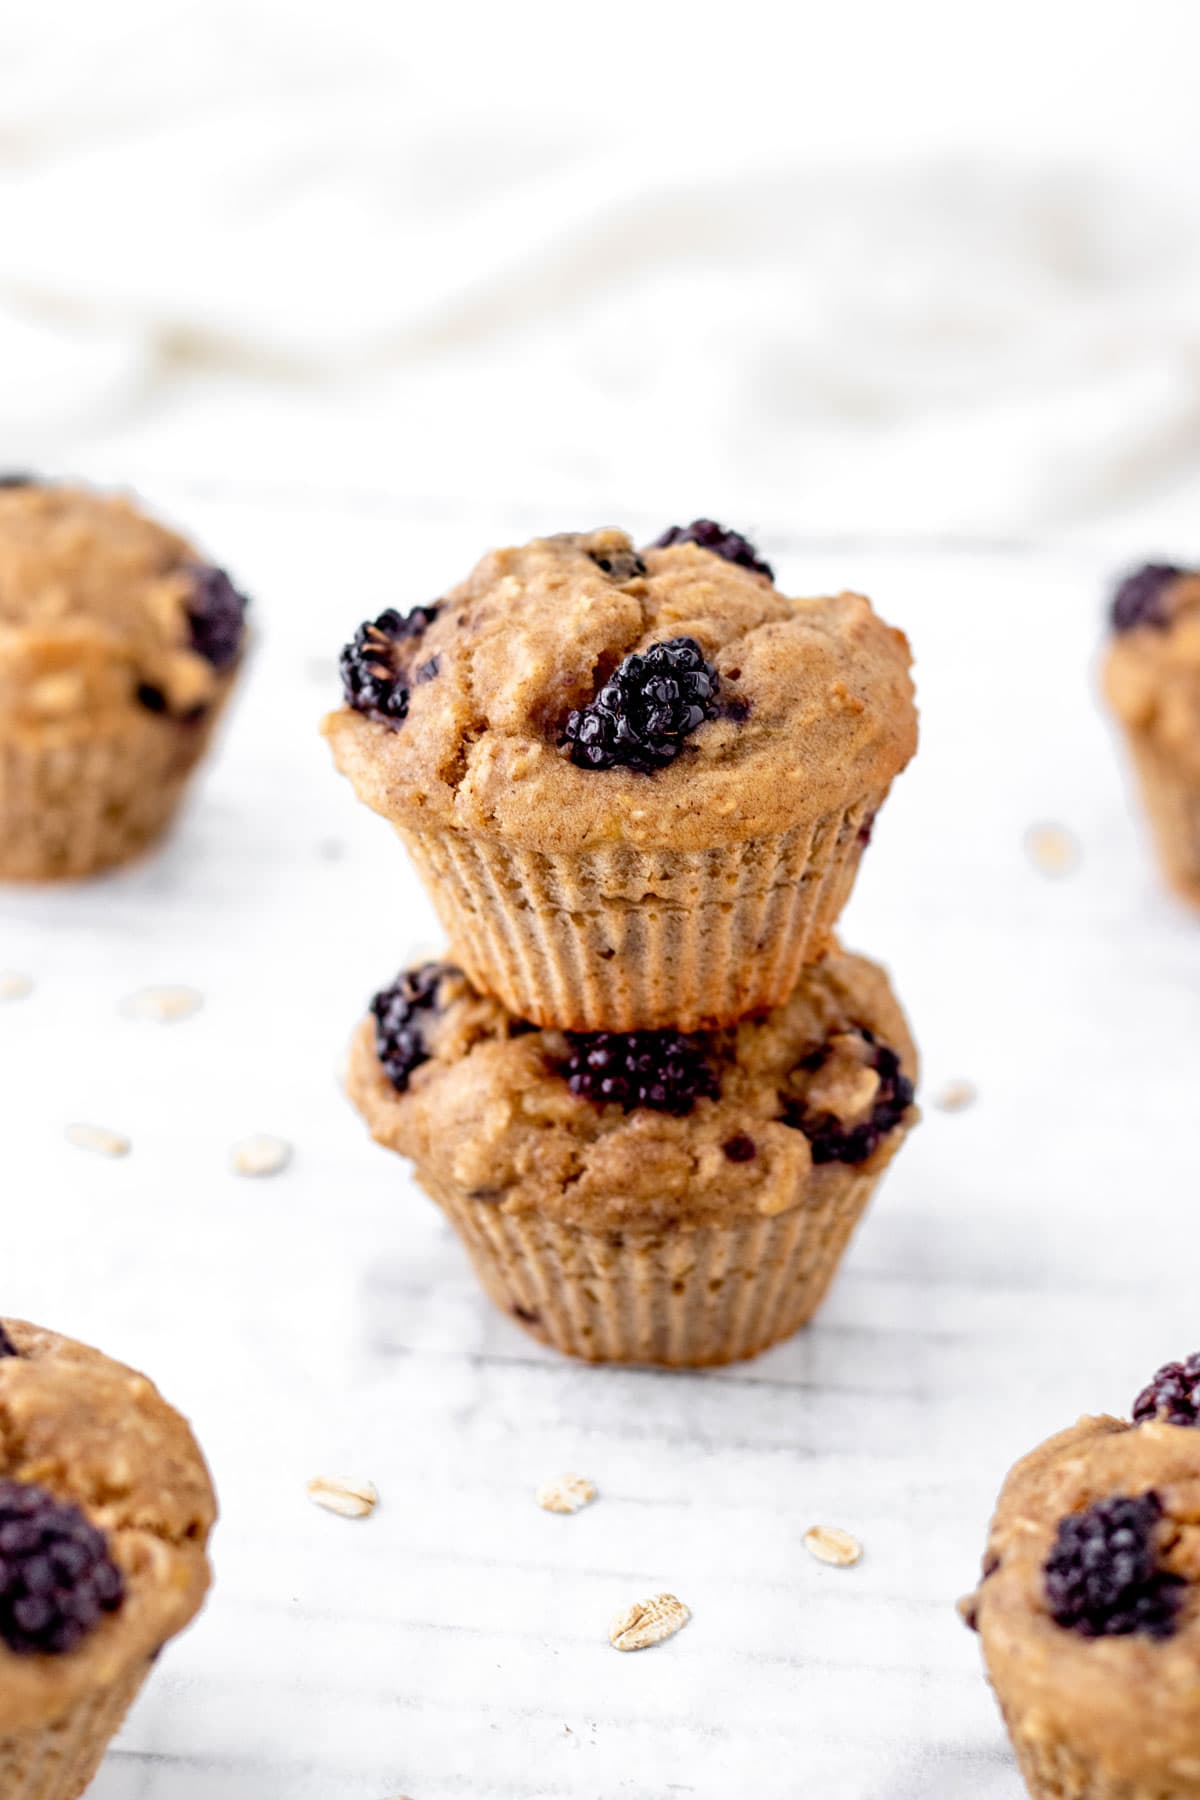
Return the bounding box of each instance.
[563,1029,719,1116]
[0,1480,124,1655]
[371,962,457,1093]
[1111,564,1183,633]
[561,637,720,774]
[340,603,440,728]
[588,546,647,583]
[1133,1354,1200,1427]
[723,1134,757,1163]
[1043,1492,1181,1640]
[783,1029,913,1165]
[0,1325,16,1357]
[653,519,774,581]
[185,564,248,673]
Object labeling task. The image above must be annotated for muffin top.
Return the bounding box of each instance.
[324,522,917,853]
[0,1319,216,1732]
[0,481,248,737]
[346,942,917,1230]
[966,1367,1200,1790]
[1105,563,1200,775]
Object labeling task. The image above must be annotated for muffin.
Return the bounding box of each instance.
[0,479,249,880]
[346,941,917,1366]
[324,520,916,1030]
[0,1318,216,1799]
[1104,562,1200,906]
[962,1354,1200,1799]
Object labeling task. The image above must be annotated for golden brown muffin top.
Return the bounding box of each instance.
[324,527,917,854]
[0,483,246,736]
[968,1413,1200,1791]
[1106,569,1200,777]
[347,943,917,1231]
[0,1320,216,1732]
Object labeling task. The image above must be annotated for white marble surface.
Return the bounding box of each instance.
[2,484,1198,1797]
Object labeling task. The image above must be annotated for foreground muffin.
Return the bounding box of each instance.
[1104,562,1200,905]
[963,1354,1200,1799]
[0,479,249,880]
[325,520,916,1029]
[0,1319,216,1799]
[346,942,917,1366]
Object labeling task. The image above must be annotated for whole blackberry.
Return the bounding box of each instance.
[185,564,248,672]
[0,1480,124,1655]
[1133,1354,1200,1427]
[653,519,774,581]
[340,603,441,728]
[371,962,456,1093]
[1043,1492,1182,1640]
[1111,563,1182,633]
[561,637,720,773]
[0,1325,16,1357]
[562,1029,719,1116]
[784,1030,914,1165]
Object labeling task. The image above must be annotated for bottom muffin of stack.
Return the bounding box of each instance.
[346,943,918,1367]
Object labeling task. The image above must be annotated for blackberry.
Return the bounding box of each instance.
[0,1325,16,1357]
[561,637,720,773]
[1133,1354,1200,1427]
[371,962,456,1093]
[1111,563,1182,633]
[653,519,774,581]
[1043,1492,1182,1640]
[340,603,440,728]
[185,565,248,672]
[0,1480,124,1655]
[783,1030,913,1165]
[562,1029,719,1116]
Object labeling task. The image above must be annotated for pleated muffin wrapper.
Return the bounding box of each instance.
[416,1132,907,1368]
[1124,735,1200,907]
[396,790,884,1032]
[0,695,232,882]
[0,1658,152,1800]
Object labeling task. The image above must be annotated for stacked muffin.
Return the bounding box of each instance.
[325,521,920,1366]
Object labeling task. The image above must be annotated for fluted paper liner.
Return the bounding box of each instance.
[397,791,885,1031]
[420,1147,902,1367]
[0,706,226,882]
[0,1659,149,1800]
[1125,735,1200,907]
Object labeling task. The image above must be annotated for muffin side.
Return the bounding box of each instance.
[0,484,249,879]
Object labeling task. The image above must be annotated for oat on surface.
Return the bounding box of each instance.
[231,1134,292,1177]
[934,1079,977,1112]
[0,971,33,1002]
[804,1525,863,1567]
[307,1475,379,1519]
[536,1474,597,1514]
[65,1122,130,1158]
[1025,822,1081,877]
[609,1593,691,1652]
[121,984,204,1023]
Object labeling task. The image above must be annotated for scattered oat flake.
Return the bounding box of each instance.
[65,1123,130,1158]
[122,985,203,1024]
[0,972,33,1002]
[231,1134,292,1178]
[609,1593,691,1652]
[537,1474,597,1514]
[306,1475,379,1519]
[1025,823,1081,877]
[804,1525,863,1568]
[934,1079,977,1113]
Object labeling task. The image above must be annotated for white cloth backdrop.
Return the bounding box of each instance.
[2,0,1200,546]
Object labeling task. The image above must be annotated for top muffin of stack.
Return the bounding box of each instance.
[324,520,916,1030]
